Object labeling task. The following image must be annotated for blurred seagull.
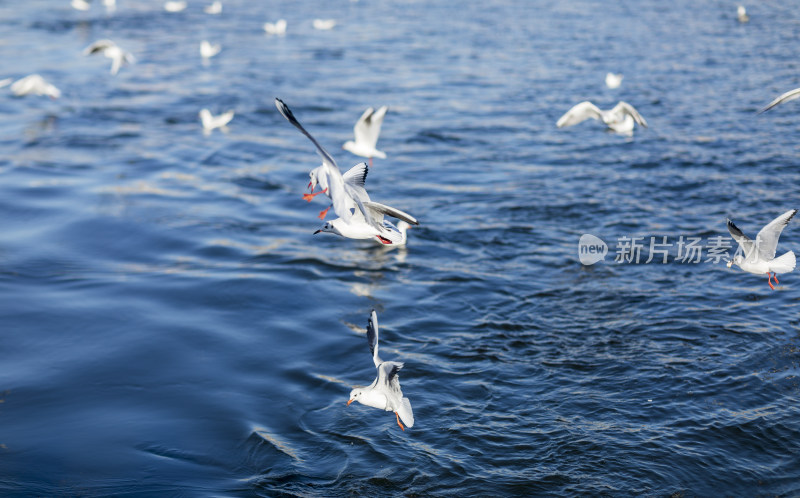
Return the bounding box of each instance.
[10,74,61,99]
[71,0,115,11]
[275,98,418,245]
[200,40,221,59]
[204,1,222,14]
[199,109,234,134]
[84,39,135,75]
[343,106,388,166]
[557,101,647,134]
[164,1,187,12]
[727,209,797,290]
[347,310,414,431]
[737,5,749,23]
[313,19,337,30]
[605,72,623,89]
[758,87,800,114]
[263,19,287,35]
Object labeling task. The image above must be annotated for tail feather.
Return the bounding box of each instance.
[769,251,796,274]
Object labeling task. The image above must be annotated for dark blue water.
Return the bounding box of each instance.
[2,0,800,495]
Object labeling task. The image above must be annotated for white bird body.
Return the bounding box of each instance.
[605,72,623,89]
[313,19,337,30]
[84,39,135,75]
[557,101,647,134]
[200,40,221,59]
[164,1,187,12]
[199,109,234,132]
[727,209,797,289]
[71,0,91,10]
[737,5,749,23]
[348,311,414,431]
[204,1,222,14]
[343,106,388,162]
[275,98,418,246]
[264,19,287,35]
[10,74,61,99]
[759,87,800,114]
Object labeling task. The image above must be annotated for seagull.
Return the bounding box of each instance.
[303,161,369,211]
[737,5,749,23]
[204,1,222,14]
[312,19,337,30]
[347,310,414,431]
[10,74,61,99]
[556,101,647,134]
[605,72,623,89]
[275,98,418,245]
[263,19,287,35]
[71,0,91,10]
[200,40,221,59]
[164,1,187,12]
[199,109,234,133]
[84,40,135,75]
[758,87,800,114]
[343,106,388,166]
[727,209,797,290]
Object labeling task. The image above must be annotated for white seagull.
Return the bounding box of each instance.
[343,106,388,166]
[557,101,647,134]
[199,109,234,133]
[204,1,222,14]
[727,209,797,290]
[758,87,800,114]
[312,19,337,30]
[263,19,287,35]
[164,1,187,12]
[605,72,623,89]
[10,74,61,99]
[275,98,418,245]
[84,39,135,75]
[347,310,414,431]
[200,40,221,59]
[737,5,749,23]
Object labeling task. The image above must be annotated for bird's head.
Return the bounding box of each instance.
[314,221,338,236]
[347,388,363,406]
[342,140,356,153]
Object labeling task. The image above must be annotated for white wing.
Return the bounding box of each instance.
[759,87,800,114]
[353,106,388,148]
[366,310,381,367]
[275,98,354,223]
[556,101,603,128]
[727,219,756,260]
[363,201,418,226]
[611,101,647,127]
[397,397,414,428]
[754,209,797,261]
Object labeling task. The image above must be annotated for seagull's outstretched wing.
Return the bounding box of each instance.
[755,209,797,261]
[342,162,368,189]
[613,101,648,127]
[354,106,388,148]
[759,87,800,114]
[367,310,381,367]
[363,201,418,226]
[397,397,414,428]
[275,98,352,222]
[727,219,755,259]
[84,39,116,55]
[556,101,603,128]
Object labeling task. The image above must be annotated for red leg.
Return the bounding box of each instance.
[395,411,405,431]
[302,188,327,202]
[369,157,373,167]
[768,274,775,290]
[318,206,331,219]
[773,273,779,284]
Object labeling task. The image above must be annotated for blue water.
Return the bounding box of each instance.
[2,0,800,495]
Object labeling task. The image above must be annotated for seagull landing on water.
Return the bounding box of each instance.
[263,19,287,35]
[727,209,797,290]
[758,87,800,114]
[275,98,418,246]
[737,5,749,23]
[343,106,388,166]
[605,73,623,89]
[557,101,647,134]
[348,310,414,431]
[204,1,222,14]
[200,40,221,59]
[84,40,135,75]
[10,74,61,99]
[199,109,234,133]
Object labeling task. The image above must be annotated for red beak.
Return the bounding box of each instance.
[346,399,353,406]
